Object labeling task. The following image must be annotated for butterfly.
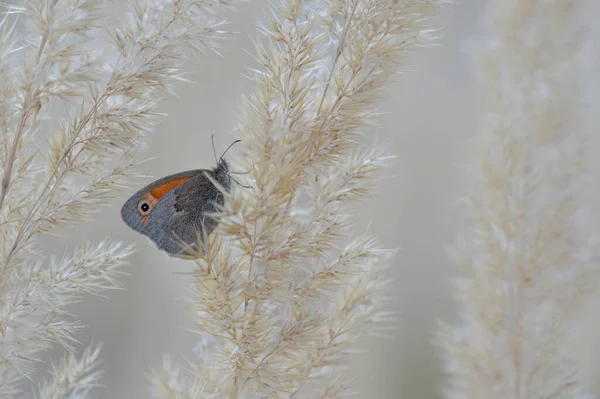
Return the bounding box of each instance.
[120,139,240,258]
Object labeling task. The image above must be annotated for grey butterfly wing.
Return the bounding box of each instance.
[146,171,225,256]
[120,169,203,234]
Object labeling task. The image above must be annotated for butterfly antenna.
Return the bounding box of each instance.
[220,139,242,161]
[230,175,252,189]
[211,134,218,164]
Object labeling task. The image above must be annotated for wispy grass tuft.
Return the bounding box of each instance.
[0,0,237,394]
[152,0,447,397]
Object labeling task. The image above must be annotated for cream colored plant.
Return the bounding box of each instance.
[0,0,234,396]
[150,0,445,398]
[440,1,598,398]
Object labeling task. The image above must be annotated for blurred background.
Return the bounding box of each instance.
[32,0,600,397]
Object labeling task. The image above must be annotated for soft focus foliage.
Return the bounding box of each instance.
[439,1,599,398]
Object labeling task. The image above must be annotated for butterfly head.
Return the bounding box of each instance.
[211,137,242,192]
[213,157,231,192]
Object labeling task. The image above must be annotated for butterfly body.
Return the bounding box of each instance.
[121,159,230,258]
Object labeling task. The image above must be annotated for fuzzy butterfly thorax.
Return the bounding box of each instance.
[120,158,232,258]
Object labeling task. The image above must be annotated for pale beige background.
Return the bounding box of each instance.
[32,1,600,398]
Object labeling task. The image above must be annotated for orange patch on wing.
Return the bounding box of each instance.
[149,176,193,200]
